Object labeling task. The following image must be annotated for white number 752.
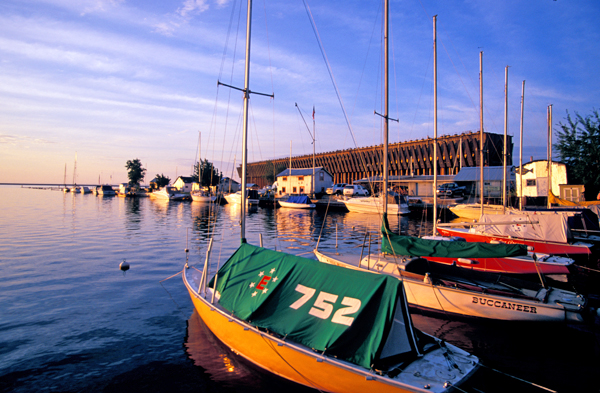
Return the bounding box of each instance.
[289,284,361,326]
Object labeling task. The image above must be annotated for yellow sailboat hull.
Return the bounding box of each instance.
[183,269,457,393]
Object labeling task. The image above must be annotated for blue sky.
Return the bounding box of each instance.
[1,0,599,185]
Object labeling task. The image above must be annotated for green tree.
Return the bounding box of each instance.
[125,158,146,187]
[193,159,221,187]
[264,161,286,185]
[154,173,170,188]
[555,109,600,199]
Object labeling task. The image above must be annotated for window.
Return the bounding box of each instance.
[300,187,304,193]
[526,179,536,187]
[282,177,287,181]
[293,187,297,193]
[298,176,304,181]
[319,172,324,181]
[282,187,286,193]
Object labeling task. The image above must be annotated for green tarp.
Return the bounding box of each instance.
[210,243,418,369]
[381,213,528,258]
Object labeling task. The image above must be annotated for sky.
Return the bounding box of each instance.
[1,0,599,185]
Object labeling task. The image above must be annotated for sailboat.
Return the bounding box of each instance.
[62,163,70,193]
[70,153,81,193]
[314,16,592,322]
[191,132,217,203]
[341,42,409,216]
[183,2,479,391]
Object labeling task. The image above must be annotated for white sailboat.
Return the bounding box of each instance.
[191,132,217,203]
[182,3,479,391]
[70,153,80,193]
[62,163,70,192]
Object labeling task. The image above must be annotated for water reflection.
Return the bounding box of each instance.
[184,310,315,393]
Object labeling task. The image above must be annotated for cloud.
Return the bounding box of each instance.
[178,0,210,17]
[0,134,55,145]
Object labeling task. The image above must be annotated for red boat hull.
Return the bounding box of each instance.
[437,227,592,256]
[422,255,570,275]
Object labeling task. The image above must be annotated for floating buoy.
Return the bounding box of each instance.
[119,259,130,272]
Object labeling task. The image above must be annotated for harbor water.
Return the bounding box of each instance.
[1,186,599,392]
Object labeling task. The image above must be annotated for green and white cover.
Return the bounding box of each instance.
[210,242,419,369]
[381,213,528,258]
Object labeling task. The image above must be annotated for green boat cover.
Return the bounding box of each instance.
[381,213,528,258]
[210,242,418,369]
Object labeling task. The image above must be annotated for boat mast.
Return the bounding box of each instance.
[383,0,389,215]
[502,66,508,213]
[547,104,553,209]
[312,107,315,197]
[240,0,252,241]
[433,15,438,234]
[479,52,484,218]
[73,152,77,186]
[519,81,525,211]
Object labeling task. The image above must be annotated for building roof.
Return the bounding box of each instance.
[453,166,515,182]
[221,177,239,184]
[175,176,194,183]
[276,167,332,178]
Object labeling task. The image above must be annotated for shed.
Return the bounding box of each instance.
[276,167,333,195]
[453,166,514,197]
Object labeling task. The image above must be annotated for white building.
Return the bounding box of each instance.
[515,160,567,198]
[173,176,194,192]
[276,167,333,195]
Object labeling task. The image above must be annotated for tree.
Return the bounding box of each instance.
[193,159,221,187]
[154,173,170,188]
[125,158,146,187]
[555,109,600,199]
[264,161,286,185]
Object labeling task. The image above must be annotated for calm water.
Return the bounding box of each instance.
[1,186,599,392]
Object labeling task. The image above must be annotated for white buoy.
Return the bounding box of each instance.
[119,259,130,272]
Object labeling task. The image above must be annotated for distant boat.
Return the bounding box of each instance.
[449,203,505,220]
[80,186,92,194]
[343,192,410,215]
[191,192,216,203]
[224,190,259,206]
[191,131,217,204]
[278,195,315,209]
[151,186,187,201]
[97,185,116,196]
[62,163,70,192]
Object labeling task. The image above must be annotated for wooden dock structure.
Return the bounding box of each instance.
[244,131,512,188]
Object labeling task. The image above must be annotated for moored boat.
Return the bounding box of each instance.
[151,186,188,200]
[224,190,259,206]
[437,213,594,257]
[314,214,594,323]
[184,242,480,392]
[278,195,315,209]
[343,193,410,215]
[97,185,116,196]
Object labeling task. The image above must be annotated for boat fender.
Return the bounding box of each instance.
[119,259,130,272]
[423,273,432,284]
[457,258,477,265]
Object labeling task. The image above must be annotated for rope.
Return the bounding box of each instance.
[260,334,326,392]
[479,363,558,393]
[159,270,187,318]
